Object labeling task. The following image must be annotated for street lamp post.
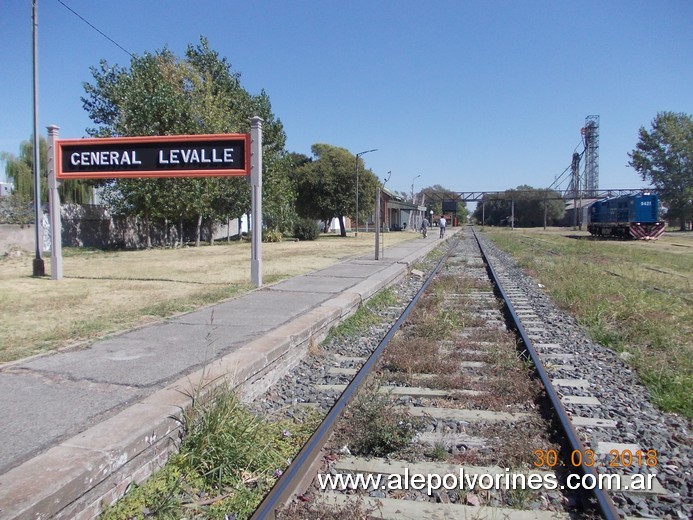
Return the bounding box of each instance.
[354,148,377,237]
[410,174,421,230]
[375,170,391,260]
[411,174,421,203]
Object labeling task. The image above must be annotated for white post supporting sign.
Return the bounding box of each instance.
[47,124,63,280]
[250,116,263,287]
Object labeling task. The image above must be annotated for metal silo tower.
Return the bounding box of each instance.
[582,115,599,193]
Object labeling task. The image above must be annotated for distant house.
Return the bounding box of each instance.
[0,182,13,197]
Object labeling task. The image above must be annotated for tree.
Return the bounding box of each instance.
[471,186,565,227]
[510,186,565,227]
[294,144,379,237]
[81,37,292,245]
[628,112,693,230]
[418,184,469,223]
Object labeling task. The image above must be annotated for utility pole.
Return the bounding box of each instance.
[354,148,377,237]
[374,187,381,259]
[32,0,45,276]
[571,152,581,230]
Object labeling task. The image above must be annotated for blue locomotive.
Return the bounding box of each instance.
[587,193,665,240]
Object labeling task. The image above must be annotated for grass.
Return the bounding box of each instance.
[100,384,320,520]
[333,382,425,457]
[324,286,399,342]
[0,232,417,363]
[482,227,693,419]
[427,441,449,461]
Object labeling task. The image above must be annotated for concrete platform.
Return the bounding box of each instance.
[0,230,459,519]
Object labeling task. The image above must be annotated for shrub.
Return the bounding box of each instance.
[263,228,283,243]
[0,194,33,225]
[339,385,424,457]
[101,385,318,519]
[293,218,321,241]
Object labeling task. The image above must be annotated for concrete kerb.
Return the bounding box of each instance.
[0,401,184,519]
[0,236,445,519]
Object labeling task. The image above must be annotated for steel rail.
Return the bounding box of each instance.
[251,240,458,519]
[472,228,622,520]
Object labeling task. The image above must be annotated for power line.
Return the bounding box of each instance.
[56,0,134,58]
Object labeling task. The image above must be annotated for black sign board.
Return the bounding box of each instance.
[57,134,249,179]
[442,199,458,212]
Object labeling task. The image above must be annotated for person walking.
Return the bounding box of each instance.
[420,217,430,238]
[439,216,446,238]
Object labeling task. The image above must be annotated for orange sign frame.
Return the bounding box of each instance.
[56,133,250,179]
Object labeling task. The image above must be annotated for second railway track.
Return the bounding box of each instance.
[248,228,690,520]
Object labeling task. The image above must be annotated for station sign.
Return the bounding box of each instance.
[56,134,249,179]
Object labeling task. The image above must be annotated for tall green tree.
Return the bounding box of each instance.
[418,184,469,223]
[294,144,379,237]
[472,186,564,227]
[628,112,693,230]
[82,37,291,245]
[250,90,296,233]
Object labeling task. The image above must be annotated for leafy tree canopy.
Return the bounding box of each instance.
[418,184,469,223]
[81,37,292,244]
[293,144,379,236]
[628,111,693,230]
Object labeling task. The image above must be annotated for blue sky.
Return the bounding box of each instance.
[1,0,691,196]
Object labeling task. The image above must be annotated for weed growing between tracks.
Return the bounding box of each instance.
[371,265,563,510]
[484,228,693,418]
[383,277,545,413]
[334,381,426,457]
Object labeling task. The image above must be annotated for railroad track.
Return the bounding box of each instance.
[248,229,687,520]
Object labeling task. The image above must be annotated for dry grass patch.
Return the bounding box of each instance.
[379,337,447,375]
[0,232,418,363]
[425,372,480,390]
[429,273,490,295]
[453,417,559,469]
[280,497,377,520]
